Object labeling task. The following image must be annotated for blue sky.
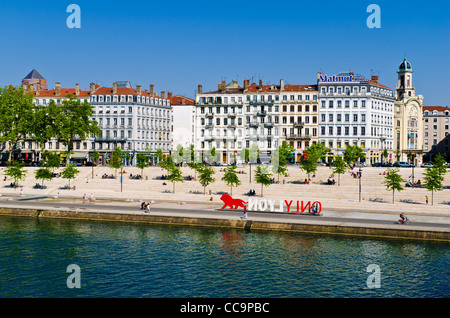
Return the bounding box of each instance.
[0,0,449,105]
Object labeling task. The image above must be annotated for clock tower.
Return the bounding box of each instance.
[394,58,424,165]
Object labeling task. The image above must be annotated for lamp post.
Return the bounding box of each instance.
[359,163,362,202]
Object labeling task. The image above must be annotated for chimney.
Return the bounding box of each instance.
[280,79,285,91]
[167,92,173,100]
[113,82,117,94]
[55,82,61,96]
[243,79,249,89]
[161,91,165,98]
[371,75,379,83]
[90,83,96,94]
[75,83,80,96]
[259,79,263,86]
[221,80,226,91]
[317,72,322,80]
[198,84,202,94]
[36,83,40,96]
[150,84,155,96]
[136,84,142,94]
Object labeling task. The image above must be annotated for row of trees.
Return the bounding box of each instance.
[0,85,100,165]
[383,154,448,205]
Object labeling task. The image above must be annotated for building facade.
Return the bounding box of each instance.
[90,81,172,164]
[170,93,196,148]
[25,80,92,163]
[317,72,395,164]
[394,58,424,165]
[423,106,450,162]
[195,81,245,164]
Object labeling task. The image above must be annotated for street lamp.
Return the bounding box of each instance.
[359,162,362,202]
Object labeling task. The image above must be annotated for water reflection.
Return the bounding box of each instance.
[0,216,449,298]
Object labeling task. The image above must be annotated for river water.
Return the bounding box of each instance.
[0,216,448,298]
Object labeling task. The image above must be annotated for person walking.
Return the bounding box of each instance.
[82,193,86,203]
[146,202,151,214]
[426,195,429,205]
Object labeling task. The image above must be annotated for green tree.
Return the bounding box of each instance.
[52,95,100,166]
[299,158,317,182]
[136,152,149,179]
[160,155,175,175]
[254,165,273,197]
[0,85,35,162]
[271,147,288,183]
[166,165,184,194]
[382,148,389,164]
[155,148,164,164]
[35,166,53,188]
[221,165,241,195]
[206,146,218,164]
[423,166,444,205]
[110,147,123,178]
[249,143,260,164]
[332,156,347,186]
[92,150,100,166]
[43,151,61,172]
[61,163,80,189]
[431,154,448,177]
[278,141,295,162]
[343,145,365,165]
[4,161,27,188]
[382,168,406,203]
[198,164,216,195]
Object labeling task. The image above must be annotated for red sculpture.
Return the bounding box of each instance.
[220,194,247,210]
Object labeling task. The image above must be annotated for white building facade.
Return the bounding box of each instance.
[90,81,172,164]
[317,72,395,164]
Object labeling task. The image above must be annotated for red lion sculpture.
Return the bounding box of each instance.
[220,194,247,210]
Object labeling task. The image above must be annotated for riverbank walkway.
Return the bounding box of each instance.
[1,165,449,241]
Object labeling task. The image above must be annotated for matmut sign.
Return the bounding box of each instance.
[319,74,366,83]
[247,198,321,213]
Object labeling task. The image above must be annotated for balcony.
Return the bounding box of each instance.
[264,122,274,127]
[205,113,214,118]
[227,113,237,118]
[286,134,311,140]
[257,110,267,116]
[205,124,214,129]
[249,121,259,127]
[94,137,128,142]
[292,122,305,127]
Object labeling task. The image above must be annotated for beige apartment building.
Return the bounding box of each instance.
[423,106,450,162]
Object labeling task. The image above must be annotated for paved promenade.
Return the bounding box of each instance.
[0,164,449,240]
[1,164,449,216]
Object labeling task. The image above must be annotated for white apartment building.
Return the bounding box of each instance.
[170,93,196,148]
[195,81,245,164]
[244,79,282,162]
[90,81,172,165]
[317,72,395,164]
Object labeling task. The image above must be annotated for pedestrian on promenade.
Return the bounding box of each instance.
[83,193,86,203]
[146,202,151,213]
[90,193,94,202]
[20,188,23,196]
[426,195,429,205]
[240,209,247,220]
[141,202,146,210]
